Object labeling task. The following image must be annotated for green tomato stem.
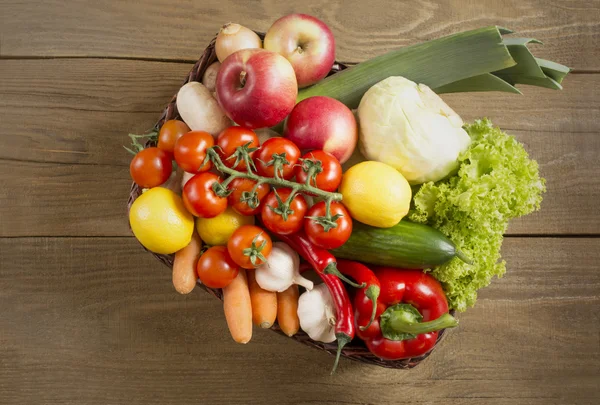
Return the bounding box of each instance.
[207,148,343,202]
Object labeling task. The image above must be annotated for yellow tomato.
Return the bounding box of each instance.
[196,206,255,245]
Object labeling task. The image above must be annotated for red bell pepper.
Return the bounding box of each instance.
[338,261,458,361]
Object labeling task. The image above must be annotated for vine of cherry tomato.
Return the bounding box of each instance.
[304,201,352,249]
[295,150,343,192]
[227,225,273,269]
[182,172,228,218]
[228,178,271,216]
[254,138,300,180]
[261,188,308,236]
[216,126,260,171]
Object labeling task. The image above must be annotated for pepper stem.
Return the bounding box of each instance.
[323,262,366,289]
[359,285,380,331]
[380,303,458,341]
[331,333,351,375]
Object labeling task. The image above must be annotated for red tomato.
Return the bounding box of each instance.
[182,172,227,218]
[130,147,172,188]
[216,126,260,171]
[196,246,239,288]
[261,188,307,235]
[158,120,190,153]
[254,138,300,179]
[304,201,352,249]
[294,150,343,192]
[227,225,273,269]
[173,131,214,173]
[227,178,271,216]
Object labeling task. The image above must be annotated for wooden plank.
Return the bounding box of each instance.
[1,0,598,70]
[0,161,132,237]
[1,237,598,404]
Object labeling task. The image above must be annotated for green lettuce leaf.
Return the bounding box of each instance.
[408,119,545,311]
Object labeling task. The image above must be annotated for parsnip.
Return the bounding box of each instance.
[176,82,231,136]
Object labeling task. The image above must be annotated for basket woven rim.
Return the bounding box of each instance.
[126,33,452,370]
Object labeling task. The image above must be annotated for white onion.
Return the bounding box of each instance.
[215,23,262,62]
[201,61,221,92]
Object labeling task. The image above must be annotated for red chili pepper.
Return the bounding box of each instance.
[279,232,361,373]
[336,259,381,331]
[342,263,458,361]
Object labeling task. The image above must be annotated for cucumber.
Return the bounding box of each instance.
[331,220,469,269]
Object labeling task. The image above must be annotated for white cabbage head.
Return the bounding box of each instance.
[358,76,471,184]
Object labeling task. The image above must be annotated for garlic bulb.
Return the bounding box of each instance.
[297,283,336,343]
[255,242,313,292]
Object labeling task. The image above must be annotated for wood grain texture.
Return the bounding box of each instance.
[0,237,598,405]
[1,0,598,69]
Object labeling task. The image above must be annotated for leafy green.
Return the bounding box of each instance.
[408,119,545,311]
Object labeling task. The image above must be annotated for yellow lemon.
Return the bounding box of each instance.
[339,161,412,228]
[129,187,194,254]
[196,206,255,246]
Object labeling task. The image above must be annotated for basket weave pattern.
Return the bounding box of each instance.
[127,35,449,369]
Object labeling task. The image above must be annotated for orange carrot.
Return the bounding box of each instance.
[247,270,278,328]
[277,285,300,337]
[172,232,201,294]
[223,269,253,344]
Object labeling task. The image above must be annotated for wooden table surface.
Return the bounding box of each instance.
[1,1,599,404]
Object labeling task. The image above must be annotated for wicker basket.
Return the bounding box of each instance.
[127,34,450,369]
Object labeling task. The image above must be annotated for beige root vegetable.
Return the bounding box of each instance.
[176,82,231,137]
[172,232,201,294]
[202,62,221,92]
[215,23,262,62]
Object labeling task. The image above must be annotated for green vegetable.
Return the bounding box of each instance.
[297,26,515,108]
[409,119,545,311]
[296,27,570,108]
[331,220,470,269]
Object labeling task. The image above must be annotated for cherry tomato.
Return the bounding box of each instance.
[216,126,260,171]
[228,178,271,216]
[196,246,239,288]
[130,147,172,188]
[173,130,214,173]
[158,120,190,153]
[183,172,227,218]
[304,201,352,249]
[261,188,307,235]
[294,150,343,192]
[227,225,273,269]
[254,138,300,179]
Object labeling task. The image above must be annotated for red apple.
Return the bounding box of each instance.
[216,48,297,129]
[264,14,335,88]
[284,96,357,163]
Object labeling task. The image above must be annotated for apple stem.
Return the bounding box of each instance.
[239,71,247,88]
[207,147,343,205]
